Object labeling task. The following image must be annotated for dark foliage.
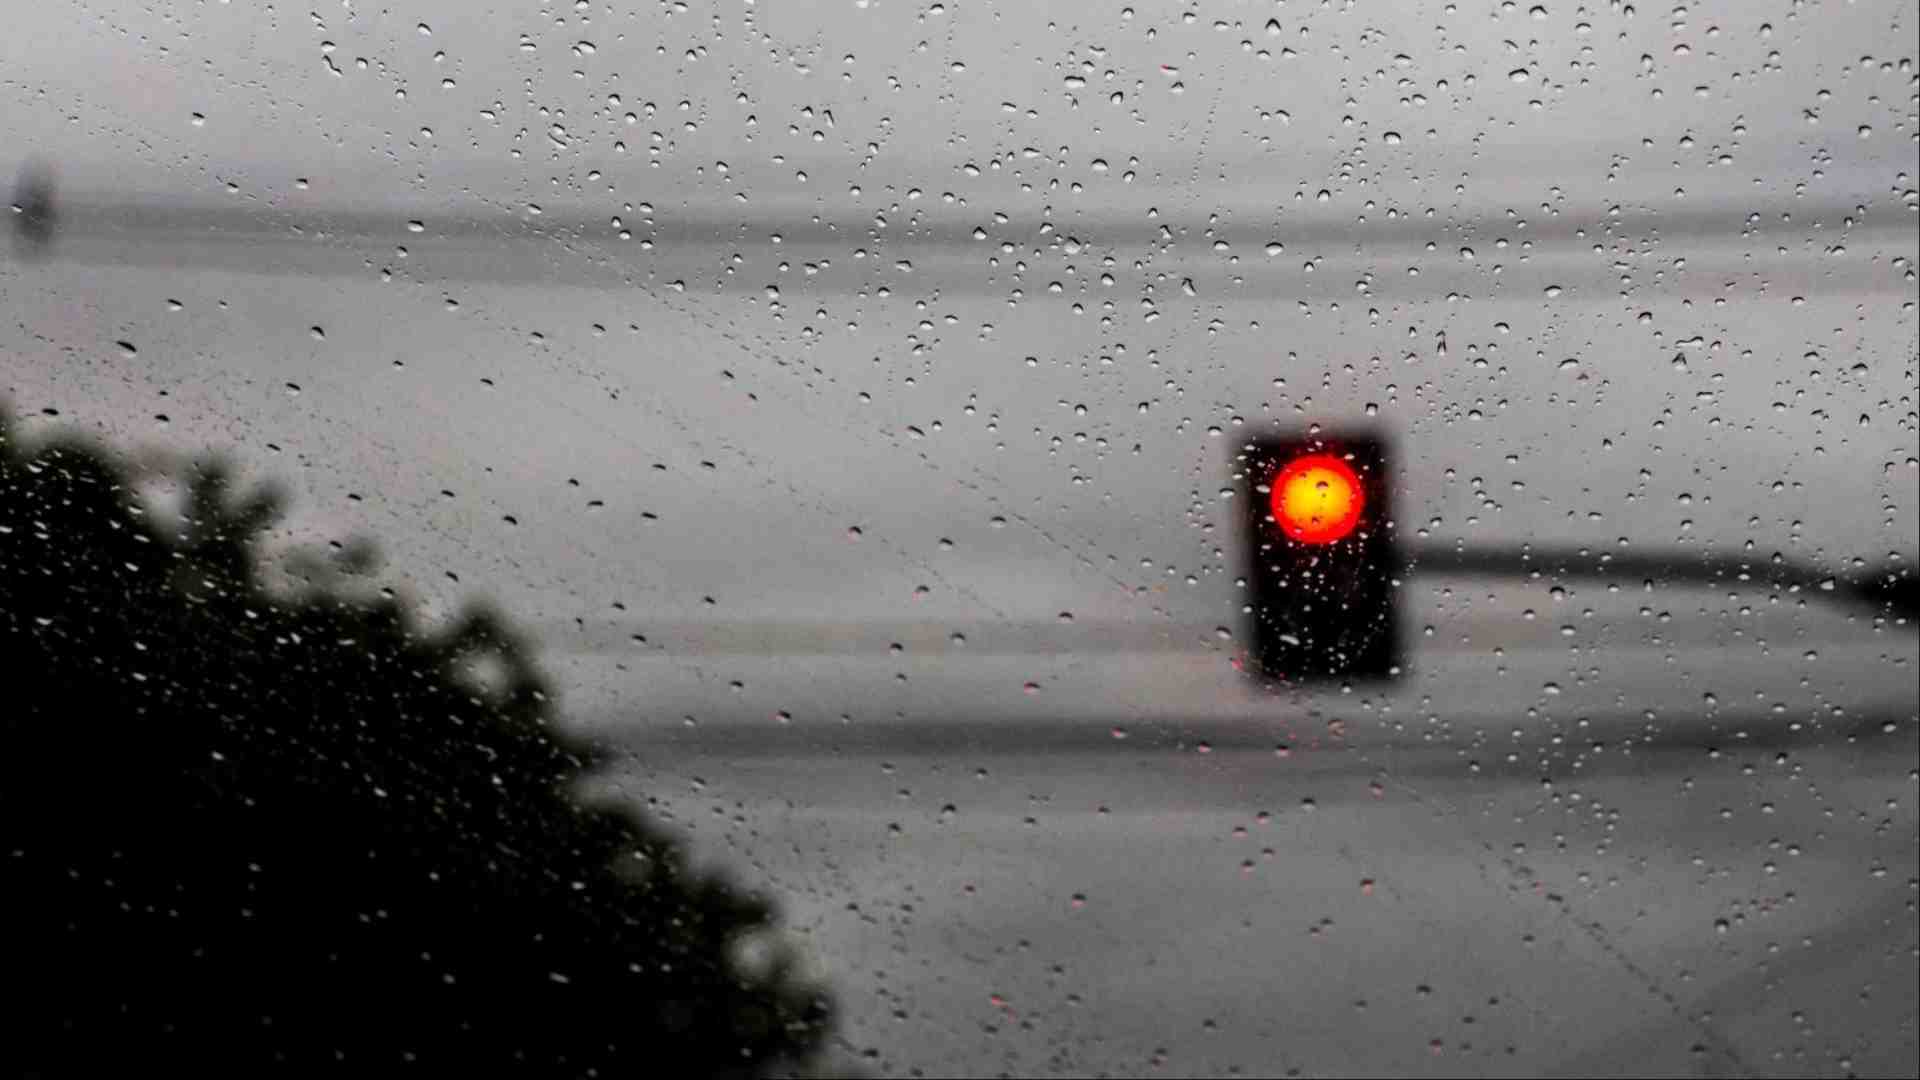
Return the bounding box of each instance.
[2,409,833,1076]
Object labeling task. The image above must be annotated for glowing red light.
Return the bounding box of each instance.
[1270,453,1365,544]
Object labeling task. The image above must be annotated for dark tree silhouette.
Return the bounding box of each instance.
[2,407,834,1076]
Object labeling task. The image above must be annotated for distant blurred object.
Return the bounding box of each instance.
[0,403,835,1077]
[9,160,58,256]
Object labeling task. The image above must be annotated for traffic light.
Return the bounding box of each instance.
[1237,431,1400,683]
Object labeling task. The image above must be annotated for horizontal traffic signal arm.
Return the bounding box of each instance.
[1404,542,1917,626]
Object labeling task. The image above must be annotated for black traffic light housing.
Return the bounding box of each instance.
[1238,431,1401,684]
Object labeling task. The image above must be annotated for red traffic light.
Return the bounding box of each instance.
[1270,453,1365,545]
[1240,433,1398,682]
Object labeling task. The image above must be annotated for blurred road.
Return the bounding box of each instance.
[580,581,1918,1078]
[612,734,1915,1078]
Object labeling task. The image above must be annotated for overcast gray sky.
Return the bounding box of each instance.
[9,0,1912,213]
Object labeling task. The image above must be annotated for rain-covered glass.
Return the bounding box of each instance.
[5,1,1915,1075]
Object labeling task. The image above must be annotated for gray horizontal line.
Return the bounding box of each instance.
[12,192,1910,300]
[10,197,1907,270]
[601,705,1915,759]
[14,200,1909,296]
[27,197,1913,249]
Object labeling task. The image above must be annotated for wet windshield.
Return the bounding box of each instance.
[6,1,1916,1075]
